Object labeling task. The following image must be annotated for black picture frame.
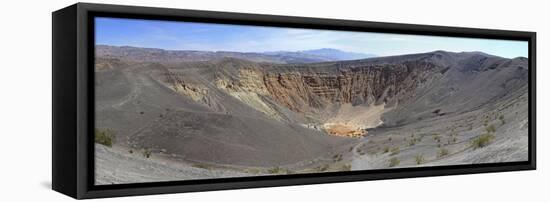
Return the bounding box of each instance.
[52,3,536,199]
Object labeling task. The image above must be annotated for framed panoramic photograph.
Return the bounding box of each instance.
[52,3,536,199]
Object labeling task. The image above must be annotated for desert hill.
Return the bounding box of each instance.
[96,45,374,64]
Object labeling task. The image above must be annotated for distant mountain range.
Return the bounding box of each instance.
[301,48,377,60]
[263,48,376,61]
[96,45,375,64]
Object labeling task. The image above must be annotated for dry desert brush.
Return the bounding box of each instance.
[94,128,114,147]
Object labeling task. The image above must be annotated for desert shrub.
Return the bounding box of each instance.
[245,168,261,174]
[268,166,283,174]
[471,133,495,149]
[433,134,441,142]
[438,148,449,157]
[389,157,400,167]
[418,134,425,141]
[356,148,366,155]
[408,138,418,146]
[267,167,292,174]
[143,149,151,158]
[499,115,505,125]
[94,128,114,147]
[341,164,351,171]
[415,153,425,165]
[383,146,390,153]
[317,164,330,172]
[333,154,343,162]
[390,147,400,156]
[192,163,209,169]
[486,125,496,133]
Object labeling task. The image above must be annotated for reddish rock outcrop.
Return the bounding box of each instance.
[261,61,442,114]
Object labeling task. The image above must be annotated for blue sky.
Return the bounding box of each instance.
[95,17,528,58]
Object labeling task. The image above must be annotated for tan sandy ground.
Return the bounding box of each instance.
[324,123,364,137]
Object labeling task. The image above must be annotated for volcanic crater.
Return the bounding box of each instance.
[94,46,529,184]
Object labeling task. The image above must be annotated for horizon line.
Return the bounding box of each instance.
[95,44,528,59]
